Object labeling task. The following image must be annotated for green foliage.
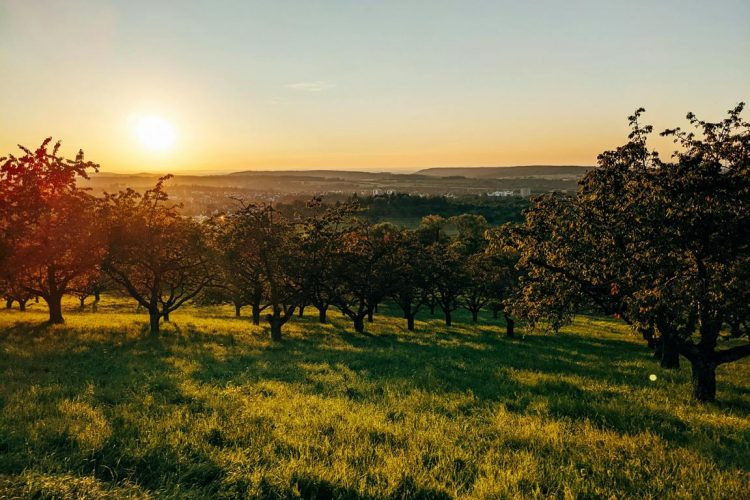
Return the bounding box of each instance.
[0,297,748,498]
[356,193,528,226]
[0,139,104,324]
[102,177,213,334]
[504,104,750,402]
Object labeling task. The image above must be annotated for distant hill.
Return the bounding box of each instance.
[228,170,405,180]
[416,166,593,178]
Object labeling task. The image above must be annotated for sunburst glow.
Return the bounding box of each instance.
[134,115,176,152]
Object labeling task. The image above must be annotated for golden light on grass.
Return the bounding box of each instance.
[0,297,748,497]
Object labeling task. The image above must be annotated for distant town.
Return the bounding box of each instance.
[83,165,588,217]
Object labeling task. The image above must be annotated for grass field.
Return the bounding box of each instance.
[0,297,748,498]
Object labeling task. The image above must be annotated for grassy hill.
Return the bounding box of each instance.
[1,298,748,498]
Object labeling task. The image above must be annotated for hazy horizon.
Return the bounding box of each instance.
[93,163,595,177]
[2,0,748,173]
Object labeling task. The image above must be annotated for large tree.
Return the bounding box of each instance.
[650,104,750,401]
[507,104,750,402]
[102,177,213,335]
[0,139,104,323]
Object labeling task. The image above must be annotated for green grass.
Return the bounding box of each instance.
[0,297,749,498]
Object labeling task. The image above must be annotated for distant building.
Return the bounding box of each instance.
[487,190,514,197]
[519,188,531,197]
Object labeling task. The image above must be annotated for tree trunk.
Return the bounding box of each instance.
[655,336,680,369]
[406,314,415,331]
[234,302,242,317]
[47,293,64,324]
[640,326,655,349]
[252,304,261,325]
[5,298,13,309]
[18,299,27,312]
[367,307,374,322]
[444,309,452,326]
[505,314,515,338]
[92,292,100,313]
[471,309,478,323]
[690,358,716,402]
[353,316,365,333]
[318,306,328,323]
[661,340,680,369]
[298,304,305,317]
[79,296,86,311]
[269,318,283,341]
[162,310,170,322]
[149,309,160,335]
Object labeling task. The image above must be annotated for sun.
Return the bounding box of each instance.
[134,115,176,151]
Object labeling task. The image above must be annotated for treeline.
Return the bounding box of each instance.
[273,193,528,226]
[0,145,518,340]
[354,193,528,225]
[1,103,749,403]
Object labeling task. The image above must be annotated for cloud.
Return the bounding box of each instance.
[285,81,336,92]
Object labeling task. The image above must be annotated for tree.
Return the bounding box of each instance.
[1,277,34,311]
[0,139,104,323]
[364,223,400,322]
[504,112,682,364]
[452,214,491,323]
[485,226,521,337]
[102,178,213,335]
[649,104,750,401]
[227,202,303,341]
[329,222,391,333]
[206,213,268,324]
[416,214,449,246]
[508,104,750,402]
[297,199,357,323]
[461,252,492,323]
[386,229,428,331]
[425,241,467,327]
[70,272,110,312]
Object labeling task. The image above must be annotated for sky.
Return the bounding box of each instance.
[1,0,748,173]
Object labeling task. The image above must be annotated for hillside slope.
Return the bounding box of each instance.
[0,298,748,498]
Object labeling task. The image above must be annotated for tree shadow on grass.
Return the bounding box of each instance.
[2,313,749,488]
[184,316,750,472]
[0,326,193,493]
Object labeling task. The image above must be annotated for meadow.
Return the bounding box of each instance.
[0,298,748,499]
